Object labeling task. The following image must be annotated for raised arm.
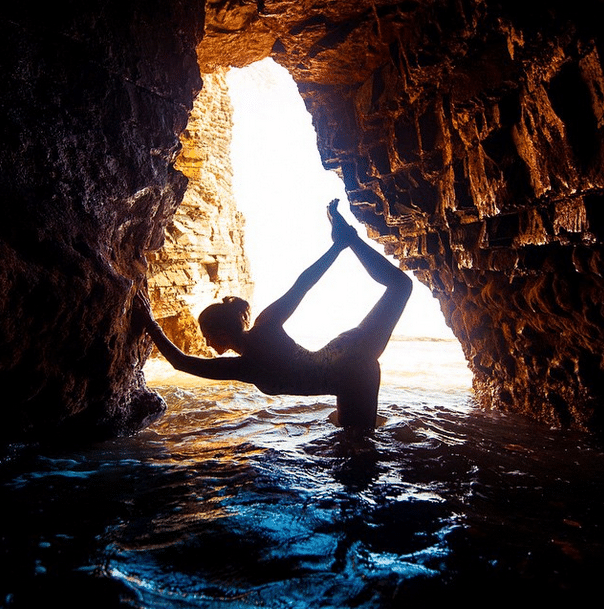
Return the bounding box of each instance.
[133,292,252,382]
[255,200,358,328]
[253,240,347,328]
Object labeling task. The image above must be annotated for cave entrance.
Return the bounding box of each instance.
[226,59,455,343]
[145,57,469,391]
[225,59,470,390]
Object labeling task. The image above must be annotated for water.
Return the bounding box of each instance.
[2,338,603,607]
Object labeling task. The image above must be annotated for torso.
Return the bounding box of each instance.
[240,323,371,397]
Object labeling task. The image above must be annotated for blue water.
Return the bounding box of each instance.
[2,339,603,607]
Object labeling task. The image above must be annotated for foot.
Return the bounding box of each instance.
[327,199,356,245]
[327,198,339,223]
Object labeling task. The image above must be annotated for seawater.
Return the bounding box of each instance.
[2,338,603,607]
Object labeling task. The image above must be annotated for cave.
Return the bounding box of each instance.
[2,0,604,445]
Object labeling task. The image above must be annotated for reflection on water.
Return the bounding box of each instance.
[2,339,603,607]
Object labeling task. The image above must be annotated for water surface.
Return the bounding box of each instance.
[2,339,603,607]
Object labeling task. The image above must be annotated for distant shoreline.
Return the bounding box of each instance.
[389,335,458,343]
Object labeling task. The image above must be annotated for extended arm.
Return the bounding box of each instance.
[254,240,347,328]
[133,293,252,382]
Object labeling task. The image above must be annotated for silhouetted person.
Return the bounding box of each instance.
[135,200,412,429]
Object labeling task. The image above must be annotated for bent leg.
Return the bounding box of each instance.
[329,201,412,358]
[356,283,411,359]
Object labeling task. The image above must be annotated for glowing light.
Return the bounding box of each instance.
[226,58,455,347]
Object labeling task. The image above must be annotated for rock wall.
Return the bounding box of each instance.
[0,1,203,443]
[197,0,604,431]
[146,69,253,357]
[2,0,604,443]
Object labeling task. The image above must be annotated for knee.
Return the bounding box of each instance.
[391,270,412,299]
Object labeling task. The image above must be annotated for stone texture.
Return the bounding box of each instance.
[146,69,253,357]
[0,1,203,442]
[2,0,604,443]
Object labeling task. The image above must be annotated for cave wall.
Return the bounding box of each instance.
[0,1,204,442]
[196,0,604,430]
[2,0,604,443]
[146,68,253,357]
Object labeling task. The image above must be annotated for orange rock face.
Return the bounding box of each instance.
[146,69,253,357]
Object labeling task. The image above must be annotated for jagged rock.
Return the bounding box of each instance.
[2,0,604,443]
[146,69,253,357]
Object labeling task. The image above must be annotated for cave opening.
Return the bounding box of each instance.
[224,58,471,388]
[225,59,456,342]
[145,56,470,390]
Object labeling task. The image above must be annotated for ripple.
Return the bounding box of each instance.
[2,365,604,606]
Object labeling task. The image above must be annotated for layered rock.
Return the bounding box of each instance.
[2,0,604,443]
[146,69,252,356]
[197,0,604,430]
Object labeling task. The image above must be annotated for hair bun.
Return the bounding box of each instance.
[221,296,250,324]
[223,296,244,307]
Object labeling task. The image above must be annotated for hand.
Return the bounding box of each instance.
[133,290,154,328]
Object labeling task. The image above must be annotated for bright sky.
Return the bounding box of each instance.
[226,58,455,348]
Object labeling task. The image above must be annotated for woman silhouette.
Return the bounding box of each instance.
[135,200,412,429]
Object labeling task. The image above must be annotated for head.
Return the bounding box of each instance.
[198,296,251,354]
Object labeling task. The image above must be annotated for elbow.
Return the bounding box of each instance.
[172,359,187,373]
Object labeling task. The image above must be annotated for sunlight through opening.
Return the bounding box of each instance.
[226,58,457,349]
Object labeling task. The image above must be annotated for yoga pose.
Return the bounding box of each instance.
[135,200,412,429]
